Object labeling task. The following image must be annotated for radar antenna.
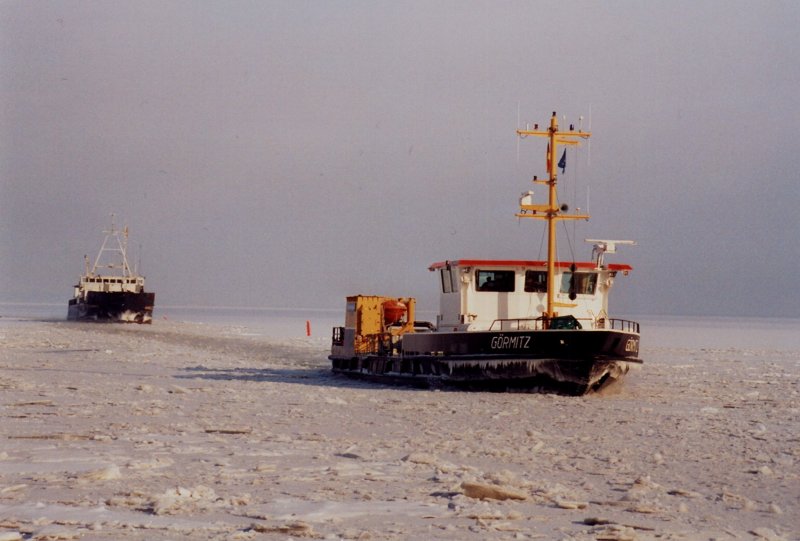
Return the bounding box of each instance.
[585,239,637,268]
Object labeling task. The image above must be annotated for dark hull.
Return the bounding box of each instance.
[67,291,155,324]
[330,329,641,395]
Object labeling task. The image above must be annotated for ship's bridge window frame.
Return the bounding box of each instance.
[524,270,547,293]
[475,270,515,292]
[559,271,598,295]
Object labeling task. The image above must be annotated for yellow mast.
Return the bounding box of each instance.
[516,112,591,320]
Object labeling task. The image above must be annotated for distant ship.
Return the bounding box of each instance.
[328,112,642,394]
[67,217,155,324]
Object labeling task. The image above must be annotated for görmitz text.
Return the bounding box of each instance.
[490,334,532,350]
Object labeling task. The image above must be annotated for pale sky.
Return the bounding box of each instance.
[2,1,799,317]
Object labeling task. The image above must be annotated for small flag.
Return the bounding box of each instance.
[558,149,567,173]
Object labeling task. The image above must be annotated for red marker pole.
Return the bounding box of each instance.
[306,320,311,336]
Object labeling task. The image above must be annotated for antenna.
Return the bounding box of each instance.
[586,183,591,217]
[587,104,592,166]
[516,101,521,163]
[585,239,637,268]
[586,105,592,214]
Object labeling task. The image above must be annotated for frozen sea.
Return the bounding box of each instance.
[1,302,798,540]
[1,302,797,351]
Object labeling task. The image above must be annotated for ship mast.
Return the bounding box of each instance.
[90,214,134,278]
[516,112,591,320]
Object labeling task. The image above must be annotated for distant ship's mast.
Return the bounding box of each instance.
[90,214,134,277]
[516,112,591,319]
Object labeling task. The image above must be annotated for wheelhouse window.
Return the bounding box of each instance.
[524,270,547,293]
[440,268,459,293]
[440,268,452,293]
[560,272,598,295]
[476,270,515,292]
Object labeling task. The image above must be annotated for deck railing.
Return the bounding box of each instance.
[489,317,639,333]
[606,319,640,333]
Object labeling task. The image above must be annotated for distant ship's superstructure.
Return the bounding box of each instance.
[67,217,154,323]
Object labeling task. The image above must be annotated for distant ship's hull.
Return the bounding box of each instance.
[67,291,155,324]
[330,328,641,395]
